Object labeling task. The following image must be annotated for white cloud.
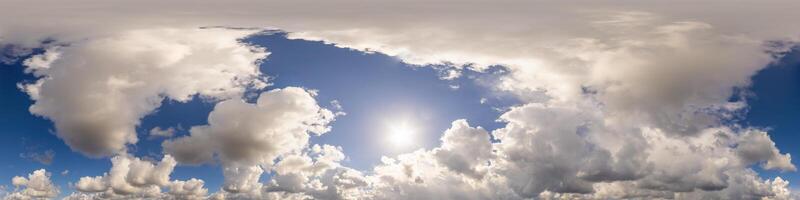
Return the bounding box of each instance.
[67,155,212,200]
[356,116,795,199]
[433,119,493,179]
[18,28,268,157]
[262,144,369,200]
[148,127,177,139]
[1,1,799,199]
[4,169,59,200]
[365,146,513,200]
[165,179,208,200]
[73,155,176,197]
[163,87,336,194]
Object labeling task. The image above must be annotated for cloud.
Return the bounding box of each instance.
[72,155,176,197]
[362,121,514,200]
[432,119,493,179]
[67,155,211,200]
[18,28,268,157]
[352,116,795,199]
[163,87,336,194]
[19,150,54,165]
[274,5,798,198]
[148,127,177,140]
[4,169,59,199]
[575,169,793,200]
[260,144,369,200]
[737,130,797,172]
[1,1,799,199]
[164,179,208,200]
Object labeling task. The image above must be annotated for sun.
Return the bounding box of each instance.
[387,122,416,148]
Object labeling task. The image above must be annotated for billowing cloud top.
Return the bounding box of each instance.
[1,0,799,199]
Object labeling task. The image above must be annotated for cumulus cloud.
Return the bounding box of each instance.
[1,0,799,199]
[432,119,493,179]
[66,155,210,200]
[363,121,514,200]
[4,169,59,200]
[163,87,336,194]
[18,28,268,157]
[277,4,797,198]
[164,179,208,200]
[72,155,176,197]
[737,130,797,172]
[261,144,369,200]
[356,116,795,199]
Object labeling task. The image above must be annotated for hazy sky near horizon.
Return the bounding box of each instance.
[1,1,800,199]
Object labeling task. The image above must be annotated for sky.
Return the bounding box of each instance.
[0,32,517,198]
[1,1,800,200]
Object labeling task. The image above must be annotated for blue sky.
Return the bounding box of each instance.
[745,47,800,189]
[0,33,519,195]
[1,30,798,199]
[5,2,800,199]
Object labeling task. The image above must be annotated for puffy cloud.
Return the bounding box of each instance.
[276,10,797,199]
[190,144,366,200]
[72,155,176,197]
[164,179,208,200]
[620,127,793,198]
[163,87,336,194]
[482,99,794,198]
[737,130,797,172]
[221,165,264,195]
[357,120,515,200]
[67,155,211,200]
[348,110,794,199]
[263,144,368,200]
[3,169,59,200]
[19,28,268,157]
[283,7,796,198]
[433,119,493,179]
[492,103,638,196]
[276,13,798,199]
[1,1,799,199]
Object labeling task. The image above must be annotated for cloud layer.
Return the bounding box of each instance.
[1,0,799,199]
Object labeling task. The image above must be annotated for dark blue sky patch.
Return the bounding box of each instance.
[744,47,800,184]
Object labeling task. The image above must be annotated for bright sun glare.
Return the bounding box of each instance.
[388,122,416,148]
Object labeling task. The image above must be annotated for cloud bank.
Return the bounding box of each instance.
[1,0,799,199]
